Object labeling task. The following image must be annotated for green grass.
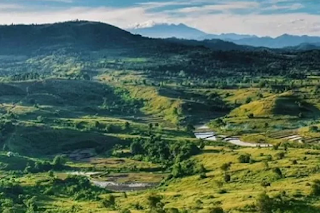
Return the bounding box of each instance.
[116,146,320,212]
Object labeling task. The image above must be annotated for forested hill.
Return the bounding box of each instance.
[0,20,320,78]
[0,21,145,54]
[0,21,204,55]
[0,20,318,55]
[0,20,270,55]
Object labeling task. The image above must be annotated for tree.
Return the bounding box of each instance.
[48,170,54,178]
[120,209,131,213]
[52,155,66,169]
[273,167,283,178]
[247,113,254,119]
[275,152,285,160]
[224,174,231,183]
[311,180,320,196]
[130,141,143,155]
[102,195,116,207]
[124,121,130,130]
[199,139,205,150]
[238,154,251,163]
[208,207,224,213]
[147,193,164,212]
[185,123,195,133]
[149,123,153,130]
[172,163,183,178]
[166,208,179,213]
[310,126,319,132]
[246,97,252,104]
[256,193,274,213]
[82,74,91,81]
[220,162,231,173]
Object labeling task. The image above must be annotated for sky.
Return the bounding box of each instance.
[0,0,319,37]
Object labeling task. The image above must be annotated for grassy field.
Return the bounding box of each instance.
[1,32,320,213]
[115,146,320,212]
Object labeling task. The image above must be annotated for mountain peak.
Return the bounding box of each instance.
[128,22,207,39]
[128,21,190,30]
[129,20,160,29]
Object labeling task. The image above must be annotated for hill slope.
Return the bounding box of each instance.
[0,21,149,54]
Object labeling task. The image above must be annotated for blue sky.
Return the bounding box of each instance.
[0,0,319,36]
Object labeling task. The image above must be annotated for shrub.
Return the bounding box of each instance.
[172,160,204,178]
[224,174,231,183]
[166,208,179,213]
[247,113,254,119]
[273,167,283,178]
[147,193,164,211]
[256,193,274,213]
[120,209,131,213]
[52,155,67,170]
[124,122,130,130]
[208,207,224,213]
[273,143,280,150]
[246,97,252,104]
[238,154,251,163]
[309,126,319,132]
[261,181,271,188]
[311,180,320,196]
[218,189,227,194]
[199,173,207,179]
[275,152,285,160]
[220,162,232,172]
[102,195,116,207]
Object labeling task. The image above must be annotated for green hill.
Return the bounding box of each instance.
[230,93,320,118]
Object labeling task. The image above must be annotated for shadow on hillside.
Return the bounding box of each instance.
[4,125,128,157]
[273,95,320,118]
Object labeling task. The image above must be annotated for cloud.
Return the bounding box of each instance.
[165,1,260,14]
[0,0,318,36]
[0,4,23,10]
[263,3,304,11]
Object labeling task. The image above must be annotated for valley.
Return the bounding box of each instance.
[1,21,320,213]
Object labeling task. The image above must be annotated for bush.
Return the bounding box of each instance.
[311,180,320,196]
[275,152,285,160]
[147,193,164,211]
[166,208,179,213]
[309,126,319,132]
[238,154,251,163]
[273,143,280,150]
[199,173,207,179]
[224,174,231,183]
[172,160,204,178]
[256,193,274,213]
[102,195,116,207]
[52,155,67,169]
[120,209,131,213]
[273,167,283,178]
[247,113,254,119]
[246,97,252,104]
[208,207,224,213]
[220,162,232,172]
[261,181,271,188]
[218,189,227,194]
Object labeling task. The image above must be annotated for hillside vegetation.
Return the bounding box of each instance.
[1,21,320,213]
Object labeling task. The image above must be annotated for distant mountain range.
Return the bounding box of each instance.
[129,23,207,40]
[127,23,320,49]
[0,21,318,56]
